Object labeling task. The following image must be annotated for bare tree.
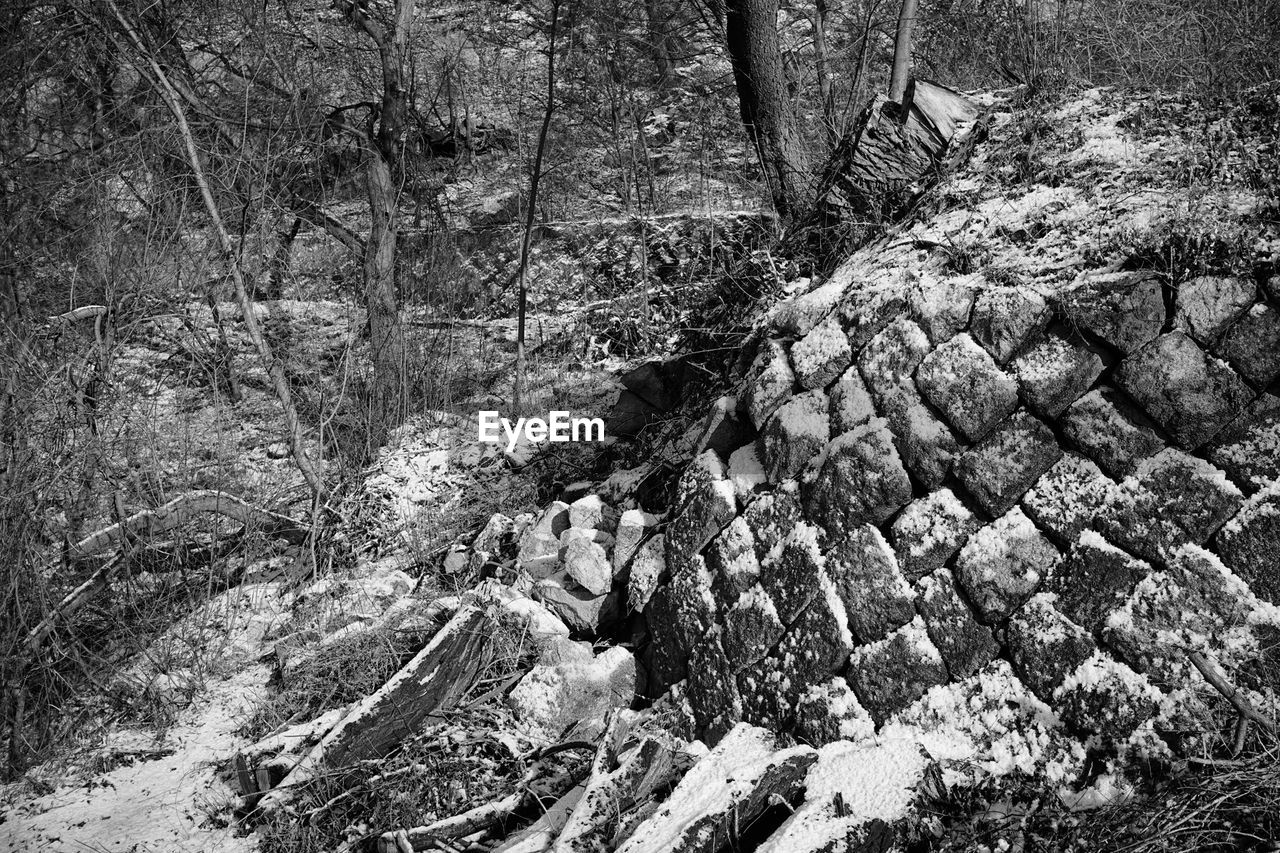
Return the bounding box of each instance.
[889,0,920,103]
[335,0,416,447]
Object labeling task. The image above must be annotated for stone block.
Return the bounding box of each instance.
[1217,302,1280,387]
[1116,331,1254,450]
[878,386,962,489]
[723,585,787,671]
[568,494,619,532]
[613,509,658,574]
[666,456,737,559]
[794,678,876,746]
[1103,545,1259,688]
[1058,269,1164,354]
[760,390,830,483]
[955,506,1060,623]
[915,569,999,680]
[644,586,688,691]
[955,410,1063,516]
[627,534,665,612]
[560,528,613,595]
[744,339,796,429]
[743,484,803,560]
[802,420,913,539]
[1207,395,1280,494]
[826,524,916,643]
[1021,453,1115,545]
[908,272,979,343]
[775,573,856,695]
[1174,275,1254,343]
[727,442,767,503]
[1053,652,1162,741]
[845,617,949,725]
[517,500,571,575]
[1216,483,1280,603]
[1061,388,1164,478]
[917,332,1020,441]
[668,554,718,654]
[1047,531,1150,632]
[857,317,931,396]
[687,627,744,744]
[1006,593,1097,702]
[1011,333,1105,418]
[737,656,797,730]
[838,287,907,349]
[760,522,826,625]
[791,313,853,390]
[970,286,1051,363]
[1101,448,1243,564]
[705,516,761,610]
[891,488,980,581]
[828,366,877,435]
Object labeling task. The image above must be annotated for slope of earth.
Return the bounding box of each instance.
[420,84,1280,852]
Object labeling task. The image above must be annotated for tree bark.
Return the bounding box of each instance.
[336,0,416,447]
[889,0,920,104]
[724,0,812,219]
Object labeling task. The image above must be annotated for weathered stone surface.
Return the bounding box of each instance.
[828,366,877,435]
[775,574,856,695]
[667,454,738,558]
[743,484,803,560]
[791,313,852,390]
[1217,302,1280,387]
[560,528,613,595]
[1216,483,1280,603]
[535,576,617,635]
[675,449,728,510]
[744,339,796,429]
[891,488,980,581]
[845,617,949,725]
[687,627,744,743]
[644,586,688,691]
[908,272,979,343]
[1011,333,1105,418]
[568,494,619,532]
[627,534,666,612]
[1116,331,1254,450]
[1207,395,1280,494]
[1006,593,1097,702]
[1061,388,1165,478]
[827,524,916,643]
[1058,269,1164,354]
[916,332,1019,441]
[970,286,1051,363]
[1174,275,1254,343]
[669,554,719,650]
[915,569,999,680]
[1053,651,1161,740]
[857,317,931,397]
[760,390,830,483]
[614,509,659,574]
[1021,453,1115,545]
[1103,545,1258,687]
[705,516,761,610]
[1101,448,1243,563]
[838,287,907,349]
[955,410,1063,516]
[879,386,962,489]
[518,500,571,576]
[955,506,1060,623]
[723,585,786,671]
[737,657,797,730]
[794,678,876,746]
[1047,531,1150,632]
[760,522,826,625]
[802,420,913,539]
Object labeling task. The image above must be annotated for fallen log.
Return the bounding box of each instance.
[68,489,309,561]
[255,605,497,813]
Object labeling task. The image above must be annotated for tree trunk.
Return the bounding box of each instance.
[889,0,920,104]
[644,0,674,88]
[724,0,811,219]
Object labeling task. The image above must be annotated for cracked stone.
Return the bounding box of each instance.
[760,521,826,625]
[705,516,762,611]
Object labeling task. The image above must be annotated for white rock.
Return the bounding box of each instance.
[627,534,666,612]
[508,646,636,745]
[613,509,659,573]
[568,494,619,532]
[561,529,613,595]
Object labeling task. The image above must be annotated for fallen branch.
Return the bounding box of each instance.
[1186,648,1276,735]
[68,489,308,561]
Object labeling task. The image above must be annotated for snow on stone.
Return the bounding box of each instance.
[754,739,927,853]
[727,442,767,502]
[790,313,851,389]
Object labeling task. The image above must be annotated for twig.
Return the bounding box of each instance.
[1186,648,1276,737]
